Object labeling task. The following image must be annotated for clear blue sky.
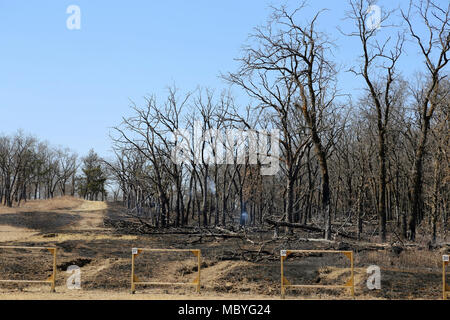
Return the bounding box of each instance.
[0,0,443,158]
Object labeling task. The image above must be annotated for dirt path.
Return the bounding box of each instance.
[0,197,108,241]
[0,225,37,242]
[62,201,107,232]
[0,288,280,300]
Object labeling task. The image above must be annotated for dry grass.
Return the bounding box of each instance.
[0,196,84,214]
[364,249,443,271]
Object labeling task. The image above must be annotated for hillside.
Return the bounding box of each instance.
[0,197,447,300]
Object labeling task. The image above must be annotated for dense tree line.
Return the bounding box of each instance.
[106,0,449,244]
[0,132,78,206]
[0,134,108,205]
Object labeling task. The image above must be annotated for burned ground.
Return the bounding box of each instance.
[0,197,447,300]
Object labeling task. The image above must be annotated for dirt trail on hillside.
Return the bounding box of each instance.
[0,225,37,242]
[0,197,107,241]
[63,200,107,232]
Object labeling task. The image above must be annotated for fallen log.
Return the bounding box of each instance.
[264,218,323,232]
[264,218,357,240]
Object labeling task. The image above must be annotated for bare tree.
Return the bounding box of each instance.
[344,0,404,242]
[401,0,449,240]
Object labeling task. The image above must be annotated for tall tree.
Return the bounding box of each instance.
[344,0,404,242]
[401,0,449,240]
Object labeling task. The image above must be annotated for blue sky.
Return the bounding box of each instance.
[0,0,444,158]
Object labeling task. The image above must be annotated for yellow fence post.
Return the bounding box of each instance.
[131,249,135,294]
[280,250,288,299]
[197,250,201,293]
[443,255,449,300]
[49,248,57,293]
[281,254,284,299]
[131,248,139,294]
[350,251,354,298]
